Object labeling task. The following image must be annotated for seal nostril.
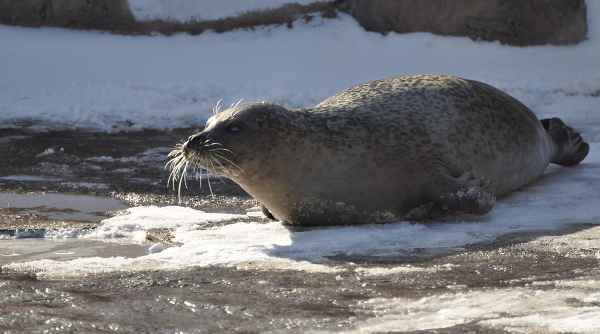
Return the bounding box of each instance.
[188,134,208,143]
[184,134,209,152]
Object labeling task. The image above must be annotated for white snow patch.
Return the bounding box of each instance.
[350,286,600,333]
[149,242,165,253]
[127,0,330,22]
[38,148,55,156]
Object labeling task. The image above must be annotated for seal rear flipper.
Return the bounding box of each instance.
[541,118,589,166]
[420,170,496,215]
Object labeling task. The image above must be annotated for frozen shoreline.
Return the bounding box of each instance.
[2,5,600,333]
[2,6,600,136]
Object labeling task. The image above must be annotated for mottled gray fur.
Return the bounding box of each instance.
[174,75,588,225]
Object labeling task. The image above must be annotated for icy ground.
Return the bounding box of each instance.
[1,3,600,333]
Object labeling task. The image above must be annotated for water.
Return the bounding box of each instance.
[0,192,128,222]
[0,238,150,266]
[1,181,599,332]
[0,192,153,267]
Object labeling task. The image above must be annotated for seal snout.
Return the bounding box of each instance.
[180,132,237,171]
[184,133,208,154]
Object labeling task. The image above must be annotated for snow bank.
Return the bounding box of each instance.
[1,8,599,136]
[127,0,329,22]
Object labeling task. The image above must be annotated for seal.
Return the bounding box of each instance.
[168,75,589,226]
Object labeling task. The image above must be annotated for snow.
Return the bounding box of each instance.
[352,286,600,333]
[1,9,599,134]
[127,0,331,22]
[2,4,600,332]
[148,242,165,253]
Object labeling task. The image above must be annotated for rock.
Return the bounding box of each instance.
[338,0,588,45]
[0,0,589,46]
[0,0,136,32]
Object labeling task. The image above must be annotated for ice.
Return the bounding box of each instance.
[351,286,600,333]
[148,242,165,253]
[3,143,599,275]
[38,148,56,155]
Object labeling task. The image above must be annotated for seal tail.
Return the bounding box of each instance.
[541,118,589,166]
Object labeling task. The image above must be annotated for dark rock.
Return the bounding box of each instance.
[0,0,136,32]
[0,0,589,46]
[338,0,588,45]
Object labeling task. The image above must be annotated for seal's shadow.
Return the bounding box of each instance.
[268,163,598,265]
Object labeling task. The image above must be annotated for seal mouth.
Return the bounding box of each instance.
[166,138,242,199]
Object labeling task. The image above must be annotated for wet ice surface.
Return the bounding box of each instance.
[1,145,599,332]
[2,228,600,333]
[0,238,150,266]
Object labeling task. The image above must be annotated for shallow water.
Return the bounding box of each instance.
[0,192,151,269]
[0,193,128,222]
[0,238,150,266]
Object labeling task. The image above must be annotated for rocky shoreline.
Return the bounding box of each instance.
[0,0,589,46]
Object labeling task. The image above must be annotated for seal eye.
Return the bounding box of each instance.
[228,125,241,133]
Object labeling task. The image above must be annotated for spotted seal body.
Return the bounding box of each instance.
[170,75,589,226]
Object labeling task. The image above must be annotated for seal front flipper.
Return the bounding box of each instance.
[420,169,496,215]
[261,204,277,220]
[542,118,589,166]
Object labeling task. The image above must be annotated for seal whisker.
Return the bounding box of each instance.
[211,152,246,174]
[204,142,224,149]
[202,144,241,165]
[166,154,185,187]
[203,157,221,198]
[229,98,245,118]
[187,156,208,195]
[206,155,228,185]
[165,148,198,202]
[173,160,189,202]
[212,99,223,116]
[207,154,228,177]
[208,147,235,155]
[194,157,206,191]
[181,161,190,196]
